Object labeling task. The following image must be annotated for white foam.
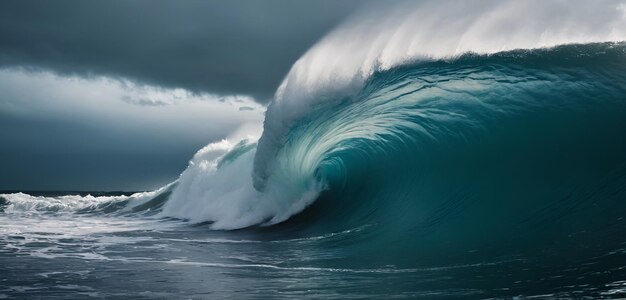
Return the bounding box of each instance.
[160,139,322,229]
[0,186,169,214]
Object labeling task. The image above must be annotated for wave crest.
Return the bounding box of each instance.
[254,0,626,188]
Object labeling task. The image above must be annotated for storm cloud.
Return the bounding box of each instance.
[0,70,265,190]
[0,0,367,102]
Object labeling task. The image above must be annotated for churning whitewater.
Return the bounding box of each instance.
[3,0,626,298]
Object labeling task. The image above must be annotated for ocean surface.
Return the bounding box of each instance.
[2,42,626,299]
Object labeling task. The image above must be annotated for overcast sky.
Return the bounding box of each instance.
[0,0,368,191]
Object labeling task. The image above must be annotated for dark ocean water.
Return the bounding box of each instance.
[2,43,626,299]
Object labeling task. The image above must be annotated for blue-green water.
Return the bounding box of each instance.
[2,43,626,299]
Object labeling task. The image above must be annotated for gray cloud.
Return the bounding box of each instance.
[121,96,170,107]
[0,70,264,191]
[0,0,367,103]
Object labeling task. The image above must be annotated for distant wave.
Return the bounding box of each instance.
[0,185,171,215]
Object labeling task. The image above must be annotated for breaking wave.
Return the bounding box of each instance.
[3,1,626,247]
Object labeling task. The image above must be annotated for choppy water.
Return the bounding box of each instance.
[2,190,626,299]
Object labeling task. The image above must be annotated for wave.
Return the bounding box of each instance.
[154,45,626,262]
